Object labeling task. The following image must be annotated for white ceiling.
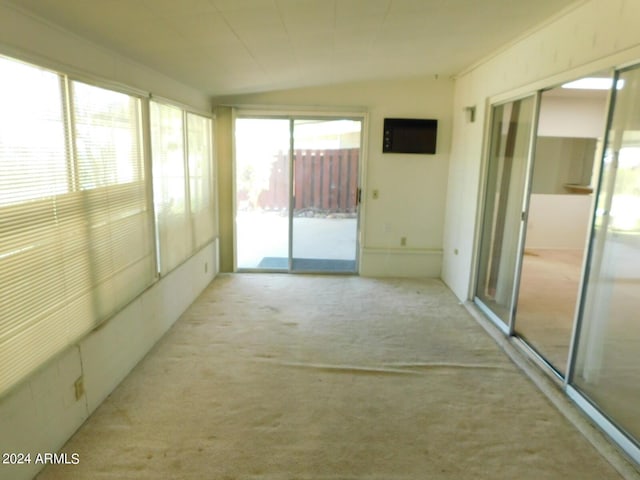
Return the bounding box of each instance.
[10,0,579,96]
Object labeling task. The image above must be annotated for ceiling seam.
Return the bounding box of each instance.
[209,0,269,79]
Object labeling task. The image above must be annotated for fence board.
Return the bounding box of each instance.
[252,148,359,214]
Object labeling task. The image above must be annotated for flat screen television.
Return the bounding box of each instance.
[383,118,437,154]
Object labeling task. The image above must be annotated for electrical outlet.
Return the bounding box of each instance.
[204,262,208,273]
[400,237,407,246]
[74,376,84,401]
[372,189,379,199]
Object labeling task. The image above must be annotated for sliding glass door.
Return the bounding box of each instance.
[571,65,640,446]
[234,115,361,273]
[291,119,360,272]
[235,118,290,270]
[474,67,640,460]
[475,96,537,328]
[513,82,608,375]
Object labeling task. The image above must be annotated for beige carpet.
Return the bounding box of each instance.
[37,274,628,479]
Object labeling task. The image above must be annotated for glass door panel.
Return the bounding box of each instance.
[514,82,607,375]
[291,119,360,272]
[475,97,536,326]
[235,118,290,270]
[572,66,640,442]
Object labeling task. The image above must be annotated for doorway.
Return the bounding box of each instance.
[515,81,611,377]
[475,73,611,377]
[234,115,362,273]
[513,82,609,375]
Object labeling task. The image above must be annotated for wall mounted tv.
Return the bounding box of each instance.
[383,118,438,154]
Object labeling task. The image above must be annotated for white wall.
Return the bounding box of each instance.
[526,194,593,250]
[538,95,608,138]
[214,75,454,277]
[442,0,640,300]
[0,4,217,480]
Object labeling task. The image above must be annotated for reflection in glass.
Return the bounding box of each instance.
[573,66,640,442]
[475,97,536,325]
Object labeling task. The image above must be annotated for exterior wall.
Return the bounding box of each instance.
[442,0,640,300]
[214,75,454,277]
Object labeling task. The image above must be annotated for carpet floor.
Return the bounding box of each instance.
[37,274,628,479]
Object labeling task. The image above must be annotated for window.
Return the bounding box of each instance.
[0,57,155,396]
[150,101,192,273]
[0,56,68,204]
[151,104,215,274]
[0,54,216,397]
[187,112,215,249]
[72,81,143,188]
[65,80,155,320]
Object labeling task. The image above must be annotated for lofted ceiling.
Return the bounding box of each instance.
[9,0,580,96]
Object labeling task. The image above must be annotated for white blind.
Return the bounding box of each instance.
[187,113,215,248]
[0,57,68,204]
[150,101,193,274]
[0,57,154,396]
[69,80,155,318]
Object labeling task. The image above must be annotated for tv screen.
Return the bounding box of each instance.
[383,118,437,154]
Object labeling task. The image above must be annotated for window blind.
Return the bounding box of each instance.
[0,57,154,396]
[0,58,71,395]
[69,80,155,320]
[187,113,215,249]
[150,101,193,274]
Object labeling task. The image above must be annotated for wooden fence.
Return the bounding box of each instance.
[255,148,359,214]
